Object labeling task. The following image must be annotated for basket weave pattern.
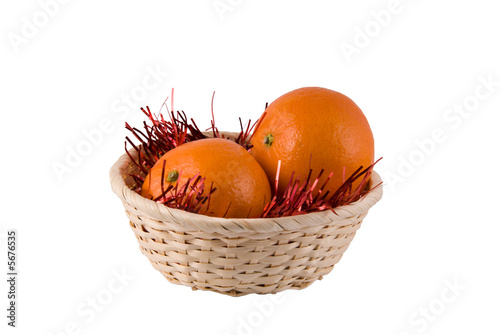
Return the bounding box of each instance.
[110,138,382,296]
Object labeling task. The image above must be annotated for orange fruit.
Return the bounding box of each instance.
[250,87,374,196]
[141,138,271,218]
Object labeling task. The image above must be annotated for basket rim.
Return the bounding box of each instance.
[109,137,383,233]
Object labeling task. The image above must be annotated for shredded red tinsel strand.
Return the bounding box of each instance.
[124,92,381,218]
[260,158,382,218]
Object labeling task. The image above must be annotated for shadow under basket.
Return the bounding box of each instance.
[109,141,383,297]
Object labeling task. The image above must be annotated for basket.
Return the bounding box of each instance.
[109,133,383,296]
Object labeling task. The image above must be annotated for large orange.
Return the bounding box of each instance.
[250,87,374,196]
[141,138,271,218]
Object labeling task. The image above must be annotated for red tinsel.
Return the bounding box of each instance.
[124,91,381,218]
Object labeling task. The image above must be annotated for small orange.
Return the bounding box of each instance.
[141,138,271,218]
[251,87,374,196]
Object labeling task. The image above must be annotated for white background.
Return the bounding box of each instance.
[1,0,499,334]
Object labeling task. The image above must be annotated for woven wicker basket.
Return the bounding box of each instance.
[109,133,383,296]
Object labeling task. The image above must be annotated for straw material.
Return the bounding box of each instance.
[109,133,383,296]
